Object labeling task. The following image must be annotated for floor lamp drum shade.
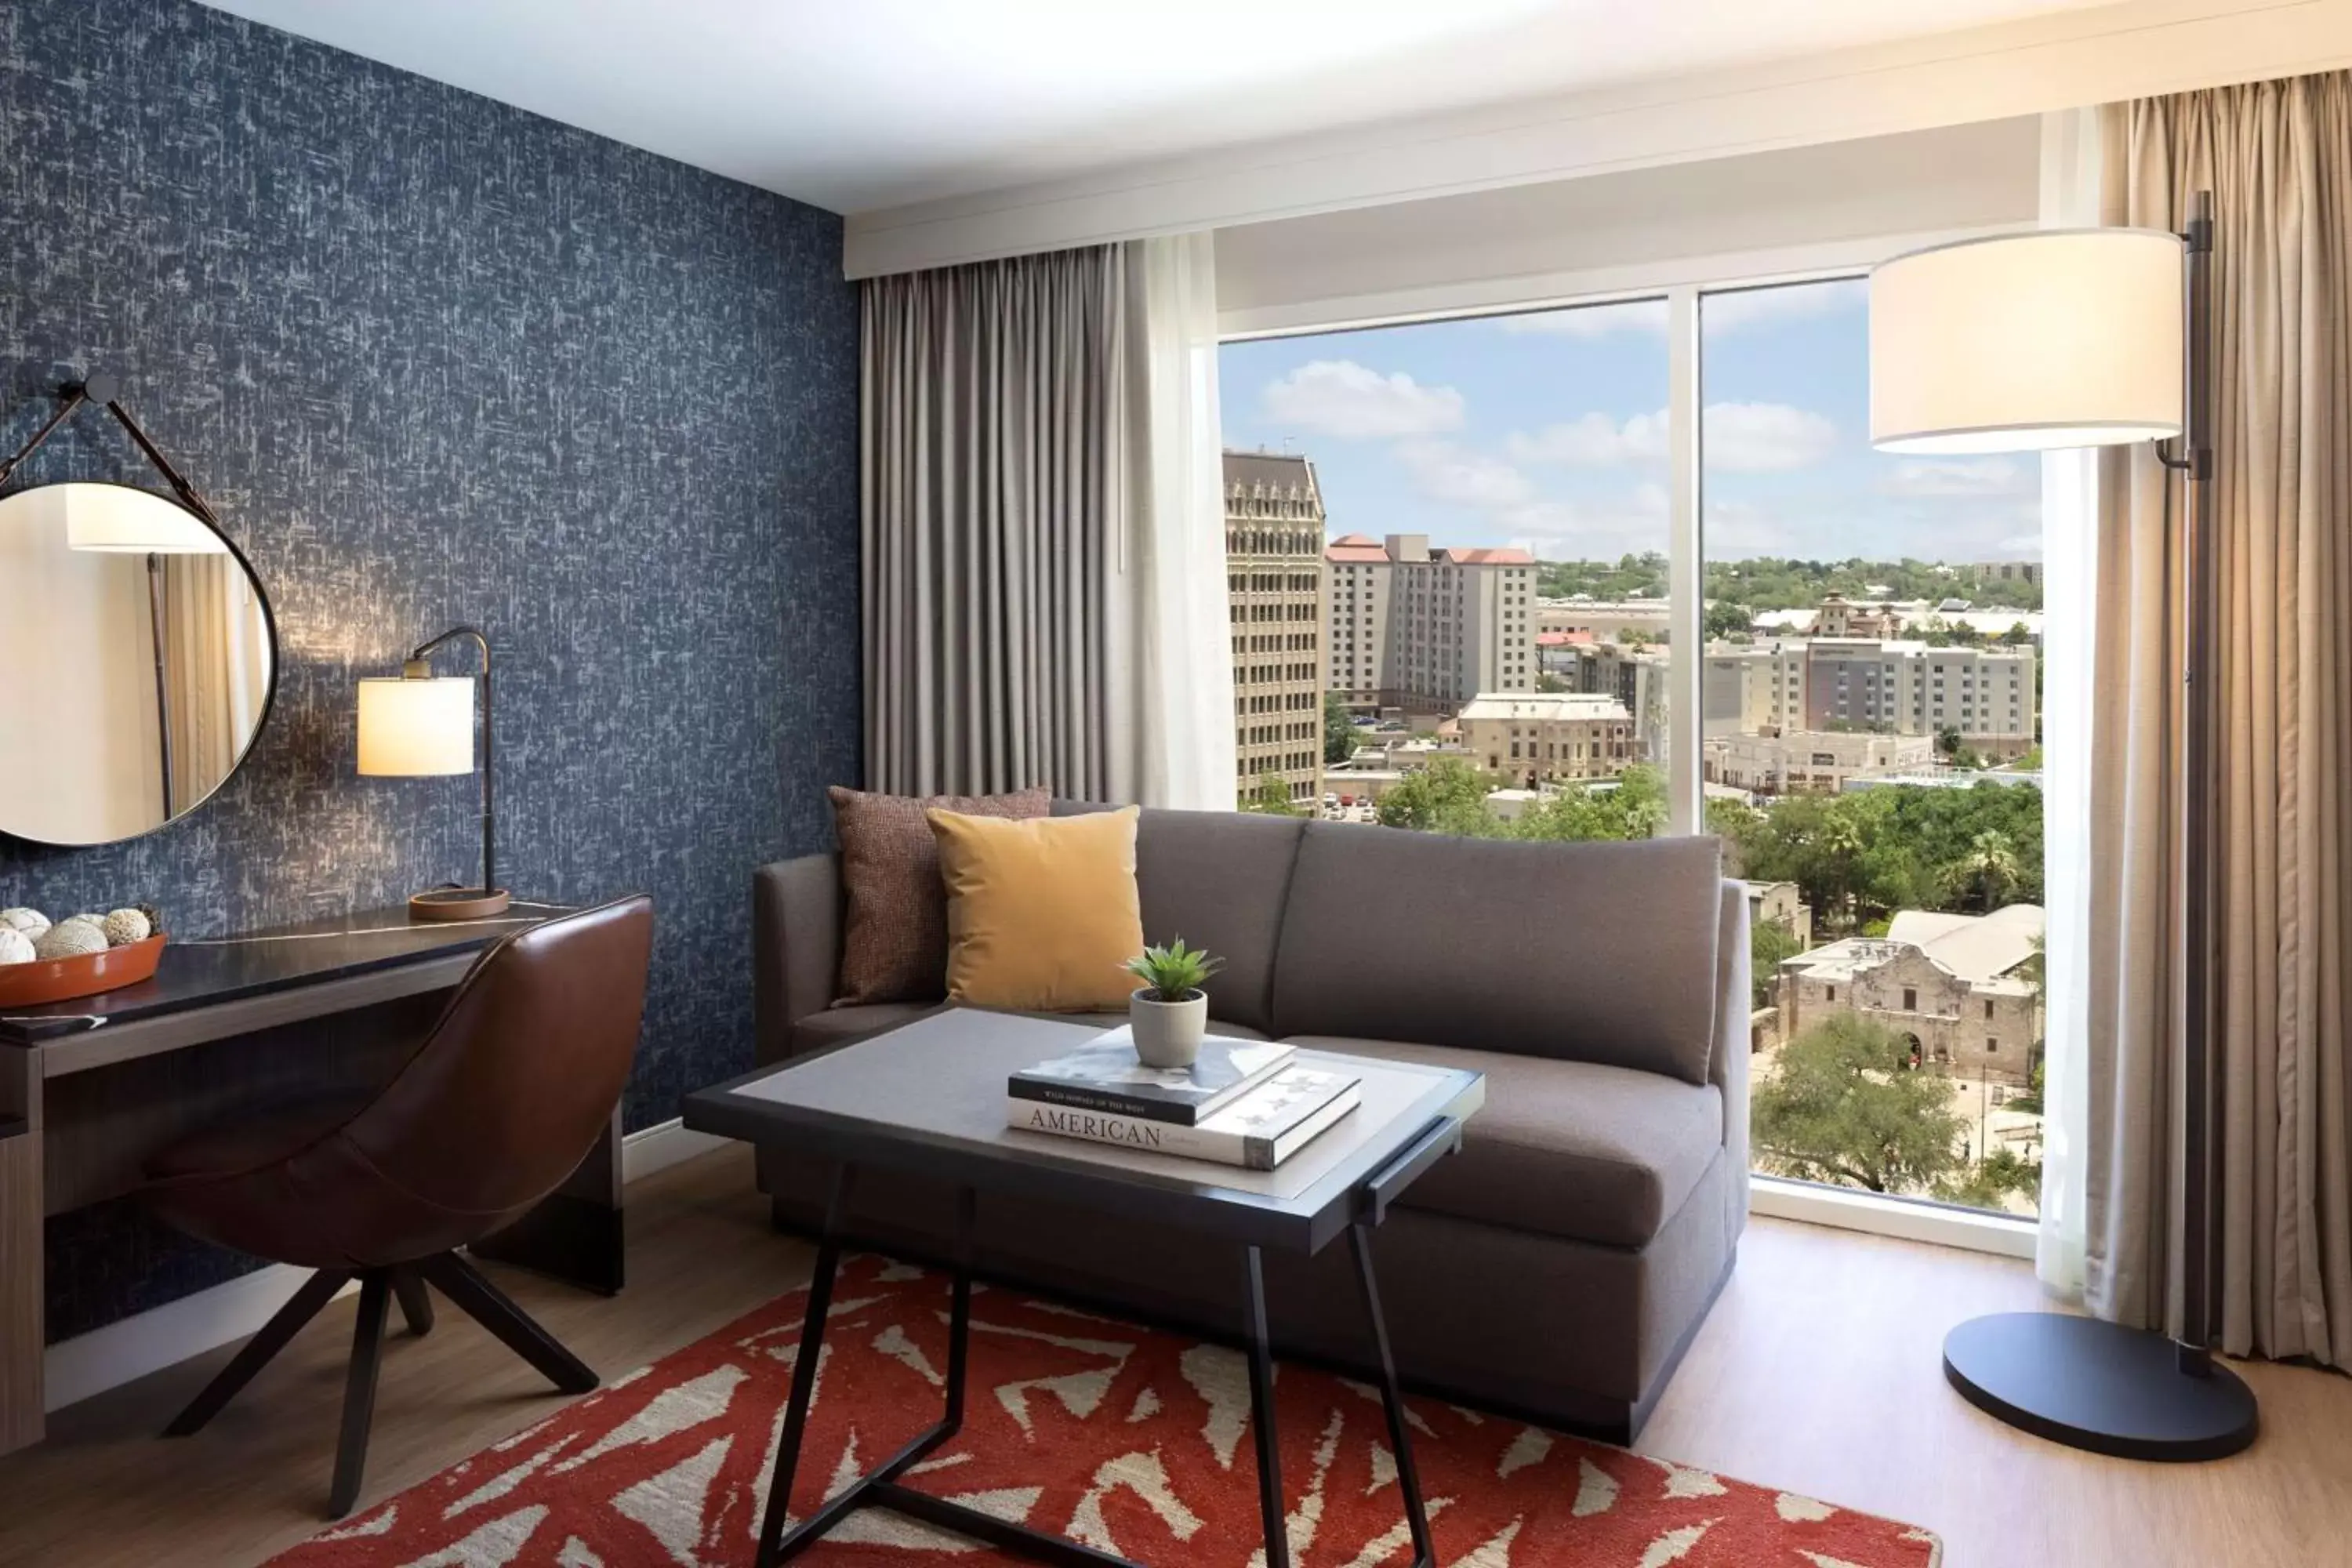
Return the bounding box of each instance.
[356,676,474,777]
[1871,229,2187,453]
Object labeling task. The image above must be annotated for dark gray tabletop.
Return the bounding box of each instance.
[0,903,561,1046]
[684,1008,1484,1254]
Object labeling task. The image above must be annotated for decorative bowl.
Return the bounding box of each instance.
[0,932,168,1008]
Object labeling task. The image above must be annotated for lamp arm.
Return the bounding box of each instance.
[405,626,496,899]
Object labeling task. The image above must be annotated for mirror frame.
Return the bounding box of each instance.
[0,478,281,848]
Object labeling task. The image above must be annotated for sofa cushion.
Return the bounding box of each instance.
[1272,823,1724,1084]
[829,786,1050,1007]
[1283,1036,1722,1249]
[1051,804,1306,1034]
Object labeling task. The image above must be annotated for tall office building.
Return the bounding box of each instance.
[1225,451,1327,807]
[1325,533,1537,716]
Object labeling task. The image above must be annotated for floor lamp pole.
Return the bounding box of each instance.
[1937,187,2258,1462]
[2176,187,2218,1373]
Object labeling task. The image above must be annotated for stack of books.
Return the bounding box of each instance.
[1006,1028,1359,1171]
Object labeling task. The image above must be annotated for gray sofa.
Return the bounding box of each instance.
[751,807,1751,1441]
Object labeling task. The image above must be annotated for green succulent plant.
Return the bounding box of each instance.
[1122,938,1224,1003]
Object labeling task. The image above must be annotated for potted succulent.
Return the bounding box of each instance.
[1122,938,1224,1069]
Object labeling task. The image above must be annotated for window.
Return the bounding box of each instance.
[1704,278,2044,1221]
[1219,299,1671,837]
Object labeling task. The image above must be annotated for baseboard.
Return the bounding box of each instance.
[43,1116,728,1414]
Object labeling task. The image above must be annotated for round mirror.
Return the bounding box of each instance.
[0,481,277,846]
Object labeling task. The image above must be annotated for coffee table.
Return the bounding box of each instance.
[683,1007,1485,1568]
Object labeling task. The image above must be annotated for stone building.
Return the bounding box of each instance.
[1225,451,1327,807]
[1457,691,1638,788]
[1326,533,1538,716]
[1776,903,2044,1085]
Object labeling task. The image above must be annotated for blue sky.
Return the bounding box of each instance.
[1218,281,2043,564]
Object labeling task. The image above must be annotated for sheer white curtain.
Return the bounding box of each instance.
[2035,105,2105,1300]
[1119,232,1236,810]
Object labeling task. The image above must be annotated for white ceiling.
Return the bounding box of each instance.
[200,0,2115,214]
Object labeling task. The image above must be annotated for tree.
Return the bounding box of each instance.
[1322,691,1363,767]
[1750,916,1806,1009]
[1944,828,2022,913]
[1374,759,1501,835]
[1705,599,1756,641]
[2002,620,2034,646]
[1751,1014,1973,1194]
[1240,770,1302,817]
[1935,724,1965,763]
[1514,765,1667,843]
[1535,673,1570,693]
[1936,1146,2042,1210]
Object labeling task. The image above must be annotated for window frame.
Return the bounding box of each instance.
[1218,223,2042,1255]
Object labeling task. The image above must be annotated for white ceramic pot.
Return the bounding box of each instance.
[1130,988,1207,1069]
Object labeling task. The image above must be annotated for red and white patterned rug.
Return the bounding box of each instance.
[271,1254,1940,1567]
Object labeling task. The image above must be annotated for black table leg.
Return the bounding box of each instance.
[1242,1244,1291,1568]
[1350,1221,1435,1568]
[755,1178,1134,1568]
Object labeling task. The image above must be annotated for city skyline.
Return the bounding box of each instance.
[1219,279,2047,566]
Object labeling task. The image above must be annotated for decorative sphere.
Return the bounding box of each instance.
[34,921,108,960]
[0,928,34,966]
[101,909,152,946]
[0,909,50,939]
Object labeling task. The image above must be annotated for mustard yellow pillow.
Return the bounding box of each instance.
[927,806,1145,1012]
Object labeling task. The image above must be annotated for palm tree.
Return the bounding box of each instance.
[1946,829,2022,913]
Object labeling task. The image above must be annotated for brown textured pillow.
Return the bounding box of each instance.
[829,786,1050,1005]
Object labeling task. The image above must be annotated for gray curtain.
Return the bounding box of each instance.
[2086,73,2352,1363]
[862,245,1131,800]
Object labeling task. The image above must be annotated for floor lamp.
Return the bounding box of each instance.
[1868,196,2259,1461]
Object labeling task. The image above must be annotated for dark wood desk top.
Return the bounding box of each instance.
[0,904,561,1047]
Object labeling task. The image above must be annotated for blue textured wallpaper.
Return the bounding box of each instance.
[0,0,862,1338]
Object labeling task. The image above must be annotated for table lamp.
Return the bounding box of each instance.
[357,625,508,921]
[1871,201,2256,1461]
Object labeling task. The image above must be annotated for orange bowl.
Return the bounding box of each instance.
[0,931,168,1008]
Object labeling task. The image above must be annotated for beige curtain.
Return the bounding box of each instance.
[162,552,267,810]
[861,238,1239,807]
[2087,73,2352,1363]
[862,245,1129,800]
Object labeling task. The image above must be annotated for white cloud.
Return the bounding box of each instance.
[1258,358,1465,440]
[1880,457,2031,497]
[1702,278,1867,335]
[1507,410,1669,466]
[1497,485,1670,559]
[1490,299,1668,339]
[1506,402,1835,472]
[1393,440,1536,508]
[1701,402,1839,473]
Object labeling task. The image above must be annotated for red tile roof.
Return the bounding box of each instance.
[1441,546,1536,565]
[1326,545,1389,563]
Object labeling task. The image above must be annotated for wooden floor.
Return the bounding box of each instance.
[2,1147,2345,1568]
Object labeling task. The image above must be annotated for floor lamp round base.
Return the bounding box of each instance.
[1943,1312,2257,1461]
[408,887,512,922]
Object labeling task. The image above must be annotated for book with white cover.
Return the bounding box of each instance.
[1007,1026,1294,1125]
[1007,1064,1359,1171]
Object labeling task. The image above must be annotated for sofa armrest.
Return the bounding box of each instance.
[1713,880,1752,1230]
[753,854,842,1065]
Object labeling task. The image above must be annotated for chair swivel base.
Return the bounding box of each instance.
[1943,1312,2258,1462]
[163,1250,597,1518]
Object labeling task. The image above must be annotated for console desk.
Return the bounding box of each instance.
[0,905,622,1457]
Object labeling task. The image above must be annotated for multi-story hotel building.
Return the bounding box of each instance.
[1225,451,1327,806]
[1703,618,2038,760]
[1326,533,1538,716]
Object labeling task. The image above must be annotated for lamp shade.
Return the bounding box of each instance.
[1870,229,2186,453]
[55,481,230,553]
[356,676,475,776]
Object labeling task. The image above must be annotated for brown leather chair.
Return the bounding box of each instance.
[142,895,655,1517]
